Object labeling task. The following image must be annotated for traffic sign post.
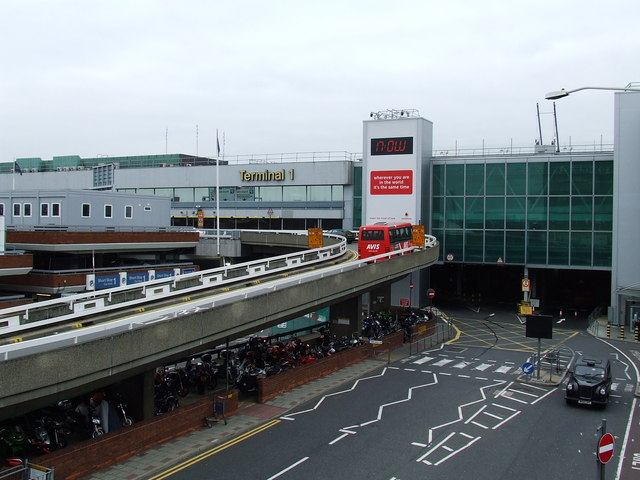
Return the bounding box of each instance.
[596,419,614,480]
[427,288,435,307]
[521,362,535,375]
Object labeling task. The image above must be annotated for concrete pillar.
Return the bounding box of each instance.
[142,370,155,420]
[329,295,362,338]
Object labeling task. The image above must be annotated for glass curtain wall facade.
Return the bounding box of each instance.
[431,157,613,268]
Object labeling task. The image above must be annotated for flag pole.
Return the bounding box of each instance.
[216,130,220,257]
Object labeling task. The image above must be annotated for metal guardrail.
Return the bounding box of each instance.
[0,235,438,360]
[0,231,344,336]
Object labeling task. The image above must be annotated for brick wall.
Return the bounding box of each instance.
[258,344,373,403]
[34,390,238,480]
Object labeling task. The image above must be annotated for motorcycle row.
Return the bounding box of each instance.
[156,328,366,402]
[362,309,435,341]
[0,393,133,468]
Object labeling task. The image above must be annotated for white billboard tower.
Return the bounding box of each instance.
[362,110,433,226]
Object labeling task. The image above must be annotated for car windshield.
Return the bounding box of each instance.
[575,365,605,379]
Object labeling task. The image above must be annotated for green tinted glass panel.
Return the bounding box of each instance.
[445,197,464,228]
[549,197,569,230]
[594,161,613,195]
[572,161,593,195]
[593,232,612,267]
[505,231,525,264]
[506,163,526,195]
[353,197,362,227]
[353,166,362,197]
[465,230,484,262]
[549,162,570,195]
[594,196,613,231]
[527,230,547,264]
[506,197,526,229]
[527,197,547,230]
[571,197,593,230]
[486,163,505,195]
[466,164,485,195]
[432,197,444,229]
[484,230,504,262]
[446,164,464,196]
[433,165,444,196]
[465,197,484,229]
[485,197,504,229]
[527,162,548,195]
[444,230,464,260]
[548,231,569,265]
[571,232,592,266]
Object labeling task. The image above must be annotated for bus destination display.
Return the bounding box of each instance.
[370,136,414,156]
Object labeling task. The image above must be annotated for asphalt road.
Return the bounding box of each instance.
[158,306,640,480]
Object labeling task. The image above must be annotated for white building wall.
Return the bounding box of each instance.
[612,91,640,324]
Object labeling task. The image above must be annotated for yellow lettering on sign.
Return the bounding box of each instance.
[239,169,291,182]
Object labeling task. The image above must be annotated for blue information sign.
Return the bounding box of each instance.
[522,362,535,375]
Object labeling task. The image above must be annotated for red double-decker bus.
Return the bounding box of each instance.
[358,222,413,260]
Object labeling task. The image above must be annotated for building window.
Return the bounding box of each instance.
[13,203,21,217]
[283,186,306,201]
[23,203,32,217]
[51,203,61,217]
[143,206,152,212]
[125,205,133,219]
[0,203,4,216]
[81,203,91,218]
[41,203,49,217]
[104,204,113,218]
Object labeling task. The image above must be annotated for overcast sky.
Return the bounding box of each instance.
[1,0,638,162]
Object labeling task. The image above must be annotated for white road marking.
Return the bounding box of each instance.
[266,457,309,480]
[494,366,512,374]
[413,356,434,365]
[453,361,473,369]
[433,358,455,367]
[280,367,390,420]
[474,363,492,371]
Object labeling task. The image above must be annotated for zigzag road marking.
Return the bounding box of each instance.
[280,367,391,421]
[328,373,439,445]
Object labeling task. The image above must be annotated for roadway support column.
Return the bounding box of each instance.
[330,295,363,339]
[141,369,156,420]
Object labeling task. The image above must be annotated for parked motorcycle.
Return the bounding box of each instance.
[114,395,134,427]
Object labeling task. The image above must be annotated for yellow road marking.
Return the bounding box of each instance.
[146,419,281,480]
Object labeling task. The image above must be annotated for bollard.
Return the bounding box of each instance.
[606,324,611,338]
[635,327,639,342]
[620,325,625,340]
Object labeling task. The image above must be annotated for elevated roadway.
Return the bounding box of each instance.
[0,231,439,418]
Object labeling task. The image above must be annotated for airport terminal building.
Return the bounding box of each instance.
[1,94,638,328]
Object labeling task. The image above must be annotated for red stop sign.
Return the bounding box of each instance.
[598,433,615,464]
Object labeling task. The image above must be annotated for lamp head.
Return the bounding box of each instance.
[545,89,569,100]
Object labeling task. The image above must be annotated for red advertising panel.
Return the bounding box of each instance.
[370,170,413,195]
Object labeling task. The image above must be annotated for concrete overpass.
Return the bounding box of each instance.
[0,234,439,420]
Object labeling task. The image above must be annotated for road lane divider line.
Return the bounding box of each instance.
[266,456,309,480]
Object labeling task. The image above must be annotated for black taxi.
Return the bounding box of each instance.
[565,355,612,407]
